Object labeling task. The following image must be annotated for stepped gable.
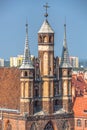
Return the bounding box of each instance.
[0,67,20,110]
[72,73,87,96]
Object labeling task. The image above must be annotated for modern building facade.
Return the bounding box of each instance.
[10,55,23,67]
[0,58,4,67]
[69,56,79,68]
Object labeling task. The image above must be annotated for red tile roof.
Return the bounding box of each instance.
[72,74,87,96]
[0,67,20,110]
[73,96,87,117]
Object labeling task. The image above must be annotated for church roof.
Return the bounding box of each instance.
[0,67,20,110]
[60,24,72,68]
[20,23,34,69]
[38,19,54,33]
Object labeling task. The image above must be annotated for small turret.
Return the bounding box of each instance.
[20,22,34,115]
[59,24,72,113]
[60,24,71,68]
[20,22,34,69]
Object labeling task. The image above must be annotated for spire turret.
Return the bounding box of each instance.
[38,3,54,34]
[20,22,33,69]
[60,24,71,68]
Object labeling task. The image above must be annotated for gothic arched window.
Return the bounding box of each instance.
[39,35,42,43]
[6,124,12,130]
[43,35,48,43]
[5,120,12,130]
[44,121,54,130]
[62,120,69,130]
[30,123,37,130]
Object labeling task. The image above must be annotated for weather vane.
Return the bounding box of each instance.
[43,3,50,18]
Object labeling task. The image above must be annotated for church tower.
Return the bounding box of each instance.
[59,24,72,112]
[20,22,34,115]
[38,3,54,114]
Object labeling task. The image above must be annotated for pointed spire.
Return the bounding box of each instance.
[38,19,54,33]
[38,3,54,34]
[20,22,34,69]
[60,24,72,68]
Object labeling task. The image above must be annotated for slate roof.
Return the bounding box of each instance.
[20,23,34,69]
[60,24,71,68]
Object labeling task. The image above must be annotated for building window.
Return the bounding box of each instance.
[77,119,81,127]
[34,101,41,113]
[30,123,37,130]
[62,120,69,130]
[39,35,42,43]
[25,71,27,76]
[35,87,39,97]
[49,35,53,43]
[54,85,59,96]
[85,120,87,127]
[43,35,48,43]
[54,100,59,111]
[44,121,54,130]
[5,120,12,130]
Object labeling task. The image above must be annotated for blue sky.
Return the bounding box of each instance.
[0,0,87,60]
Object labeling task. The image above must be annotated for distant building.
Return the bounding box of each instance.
[59,56,79,68]
[10,55,34,67]
[10,56,18,67]
[79,59,87,68]
[10,55,23,67]
[17,55,23,67]
[0,59,10,67]
[4,60,10,67]
[70,56,79,68]
[0,58,4,67]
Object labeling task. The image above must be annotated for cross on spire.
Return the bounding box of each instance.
[43,3,50,18]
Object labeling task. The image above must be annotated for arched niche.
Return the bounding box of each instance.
[5,120,12,130]
[44,121,54,130]
[62,120,69,130]
[30,123,37,130]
